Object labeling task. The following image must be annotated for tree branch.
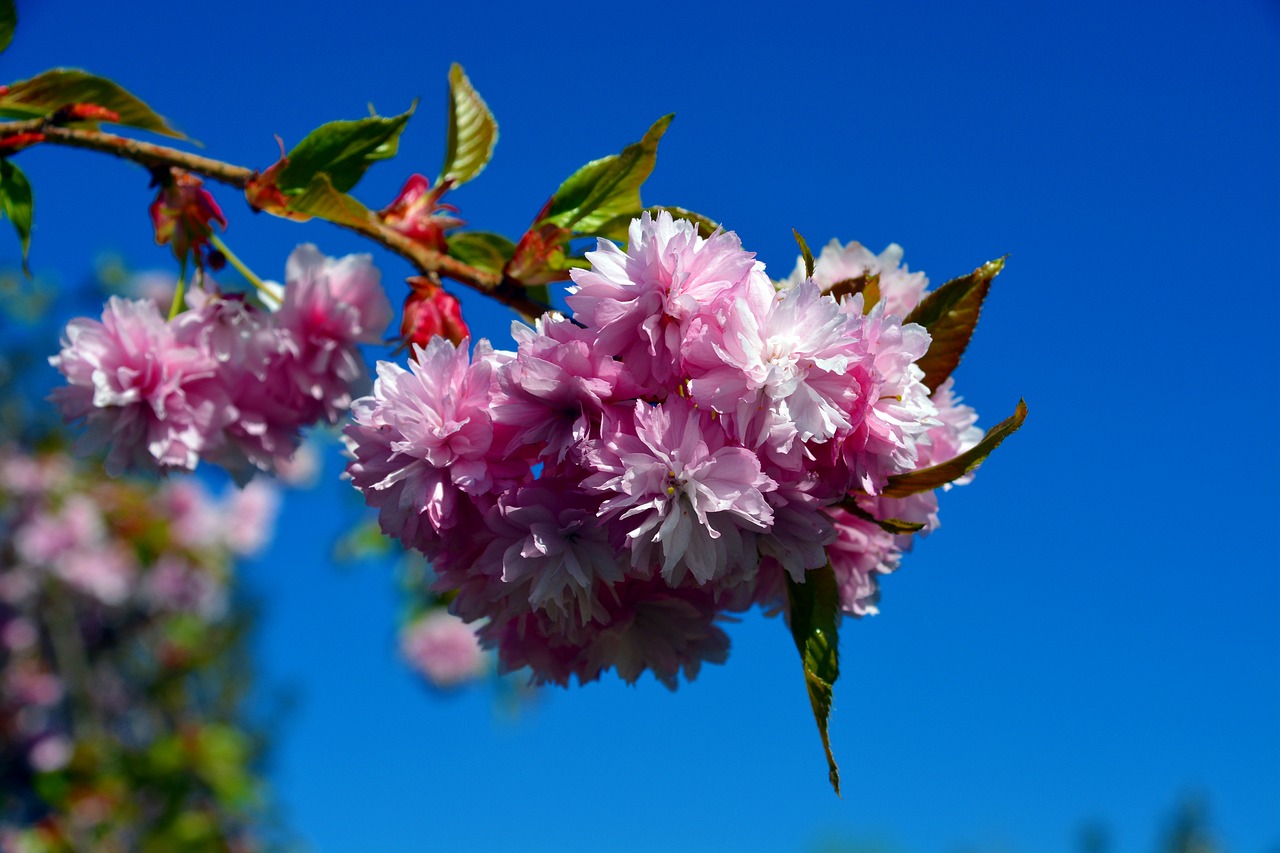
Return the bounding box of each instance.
[0,120,551,318]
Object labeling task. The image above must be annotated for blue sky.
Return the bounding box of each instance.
[3,0,1277,851]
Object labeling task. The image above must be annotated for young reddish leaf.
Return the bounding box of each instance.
[905,257,1005,391]
[0,69,185,138]
[0,158,33,274]
[0,0,16,55]
[542,115,672,239]
[793,228,816,279]
[380,174,463,252]
[439,64,498,189]
[149,170,226,268]
[445,231,516,275]
[881,399,1028,498]
[505,220,572,286]
[825,272,879,304]
[786,562,842,797]
[277,105,414,195]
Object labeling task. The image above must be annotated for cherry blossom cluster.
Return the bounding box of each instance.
[0,445,278,785]
[48,245,392,484]
[345,213,985,689]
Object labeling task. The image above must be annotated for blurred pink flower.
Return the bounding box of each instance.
[49,297,231,475]
[400,610,487,688]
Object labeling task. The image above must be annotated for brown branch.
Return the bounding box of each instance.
[0,120,551,318]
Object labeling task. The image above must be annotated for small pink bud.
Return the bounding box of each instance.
[401,277,468,349]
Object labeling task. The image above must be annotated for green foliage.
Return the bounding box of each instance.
[905,257,1004,391]
[794,228,816,279]
[0,0,16,55]
[882,398,1028,498]
[645,205,719,238]
[285,172,375,227]
[445,230,516,275]
[0,68,185,138]
[542,114,672,239]
[786,563,842,796]
[277,104,415,195]
[440,63,498,188]
[0,157,33,273]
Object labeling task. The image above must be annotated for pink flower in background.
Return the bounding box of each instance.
[400,610,487,688]
[276,245,393,423]
[779,239,929,318]
[49,297,231,475]
[54,543,137,606]
[221,478,281,556]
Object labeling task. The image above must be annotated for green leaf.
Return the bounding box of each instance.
[524,284,551,309]
[284,173,373,228]
[0,159,33,274]
[543,114,672,239]
[0,0,16,55]
[882,398,1028,498]
[0,68,184,138]
[440,63,498,188]
[277,104,414,195]
[786,562,842,796]
[593,205,720,243]
[905,256,1005,391]
[793,228,816,279]
[840,501,926,535]
[445,230,516,275]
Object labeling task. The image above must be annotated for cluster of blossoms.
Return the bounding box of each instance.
[49,245,392,483]
[0,445,277,846]
[346,213,984,689]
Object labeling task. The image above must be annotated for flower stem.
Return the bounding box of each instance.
[210,233,278,306]
[168,257,188,320]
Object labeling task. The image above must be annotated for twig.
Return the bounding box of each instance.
[0,120,551,318]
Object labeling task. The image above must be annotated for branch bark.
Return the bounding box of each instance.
[0,120,551,318]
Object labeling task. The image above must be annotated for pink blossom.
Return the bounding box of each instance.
[277,244,393,423]
[27,734,73,772]
[483,576,729,689]
[832,300,938,495]
[780,239,929,317]
[583,397,775,587]
[49,297,231,475]
[479,479,626,626]
[685,278,868,453]
[54,543,136,606]
[344,337,524,551]
[826,506,901,617]
[400,610,487,688]
[566,211,764,393]
[144,555,227,618]
[220,478,280,556]
[492,315,639,462]
[870,377,985,543]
